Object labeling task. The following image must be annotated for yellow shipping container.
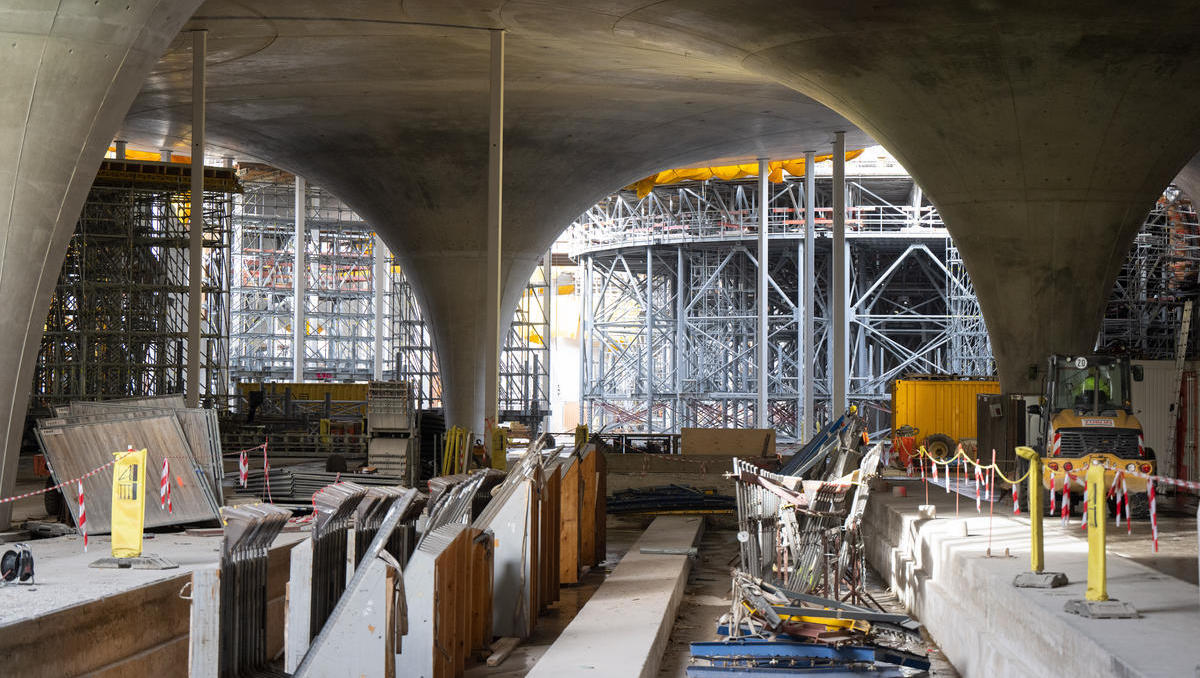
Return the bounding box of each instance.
[891,377,999,457]
[236,381,368,403]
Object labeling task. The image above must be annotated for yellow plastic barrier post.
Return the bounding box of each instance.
[491,427,508,471]
[1013,446,1066,589]
[1016,446,1044,572]
[1085,461,1107,602]
[111,448,148,558]
[1064,461,1138,617]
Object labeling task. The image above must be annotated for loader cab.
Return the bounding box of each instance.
[1046,354,1134,419]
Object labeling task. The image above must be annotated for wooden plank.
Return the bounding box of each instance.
[559,456,582,584]
[595,449,607,564]
[486,636,521,667]
[680,427,776,457]
[579,446,598,567]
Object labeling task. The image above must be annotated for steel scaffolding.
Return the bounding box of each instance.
[1097,192,1200,358]
[33,160,235,407]
[230,167,549,426]
[230,172,377,382]
[571,159,993,441]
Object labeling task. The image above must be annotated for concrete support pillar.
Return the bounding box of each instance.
[832,132,847,415]
[186,30,206,409]
[374,235,388,381]
[803,151,816,438]
[114,140,127,160]
[483,29,504,432]
[0,0,204,529]
[293,176,306,383]
[757,158,769,429]
[160,148,172,162]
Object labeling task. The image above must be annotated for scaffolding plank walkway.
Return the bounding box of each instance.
[526,515,703,678]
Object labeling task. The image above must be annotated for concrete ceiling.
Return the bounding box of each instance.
[116,1,872,426]
[110,1,1200,425]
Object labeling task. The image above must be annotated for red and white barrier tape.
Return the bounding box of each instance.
[239,448,249,487]
[0,456,122,505]
[1049,473,1057,515]
[1012,482,1019,515]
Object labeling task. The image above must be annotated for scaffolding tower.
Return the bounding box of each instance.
[570,158,993,441]
[33,159,236,408]
[230,171,377,382]
[1097,192,1200,358]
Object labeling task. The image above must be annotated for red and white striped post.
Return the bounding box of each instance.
[77,481,87,551]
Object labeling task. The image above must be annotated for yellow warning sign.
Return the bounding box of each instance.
[111,448,147,558]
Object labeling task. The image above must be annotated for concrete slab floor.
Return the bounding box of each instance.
[872,480,1200,677]
[0,524,308,626]
[464,516,643,677]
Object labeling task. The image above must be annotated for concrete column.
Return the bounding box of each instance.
[484,29,504,431]
[160,148,172,162]
[114,140,127,160]
[373,235,388,381]
[832,132,847,415]
[186,30,206,409]
[0,1,204,528]
[293,175,306,383]
[757,158,769,429]
[803,151,816,438]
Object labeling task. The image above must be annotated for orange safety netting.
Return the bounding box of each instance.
[628,150,866,199]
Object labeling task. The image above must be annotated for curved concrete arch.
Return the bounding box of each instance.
[611,2,1200,391]
[0,0,205,525]
[116,7,870,428]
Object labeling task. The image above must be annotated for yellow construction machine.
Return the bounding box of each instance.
[1025,354,1154,512]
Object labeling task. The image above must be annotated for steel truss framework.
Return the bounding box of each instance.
[571,170,994,441]
[229,172,549,424]
[34,171,231,407]
[230,177,377,382]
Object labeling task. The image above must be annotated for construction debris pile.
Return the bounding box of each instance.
[690,407,927,676]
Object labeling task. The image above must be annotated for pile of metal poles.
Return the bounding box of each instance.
[218,504,292,677]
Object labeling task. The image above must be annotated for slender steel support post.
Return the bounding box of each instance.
[373,235,388,380]
[186,30,206,408]
[293,176,306,383]
[832,132,847,415]
[645,246,654,432]
[757,158,769,428]
[803,151,816,438]
[485,29,505,436]
[676,245,685,431]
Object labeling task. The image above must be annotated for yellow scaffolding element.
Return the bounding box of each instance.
[1016,446,1045,573]
[628,150,866,198]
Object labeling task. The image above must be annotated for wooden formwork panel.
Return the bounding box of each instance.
[559,456,583,584]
